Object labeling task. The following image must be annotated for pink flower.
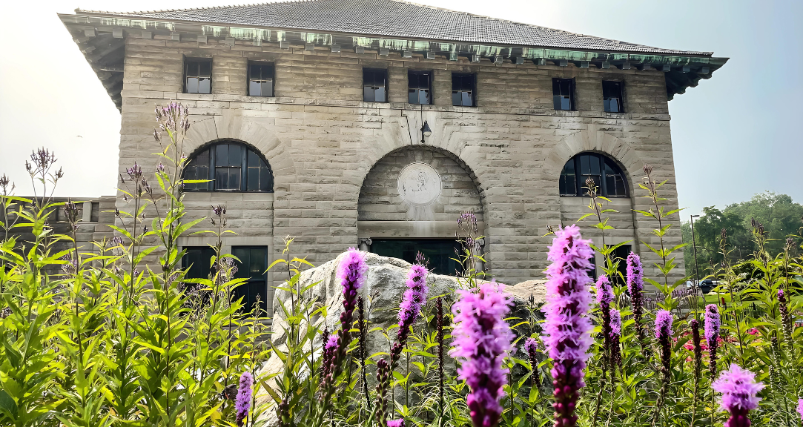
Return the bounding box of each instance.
[712,364,764,427]
[747,328,758,336]
[541,225,594,427]
[387,420,405,427]
[797,398,803,422]
[450,281,514,427]
[610,309,622,337]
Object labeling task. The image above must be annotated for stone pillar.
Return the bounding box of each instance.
[359,237,373,253]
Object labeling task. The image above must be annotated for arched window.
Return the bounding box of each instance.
[183,141,273,192]
[559,152,628,197]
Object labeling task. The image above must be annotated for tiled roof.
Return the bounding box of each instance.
[78,0,711,56]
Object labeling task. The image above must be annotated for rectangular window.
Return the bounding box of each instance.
[90,202,99,223]
[451,73,476,107]
[232,246,269,315]
[182,246,216,281]
[363,68,387,102]
[248,62,274,97]
[552,78,574,111]
[408,70,432,105]
[184,58,212,94]
[214,144,242,191]
[603,81,624,113]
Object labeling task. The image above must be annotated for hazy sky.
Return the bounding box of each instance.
[1,0,801,216]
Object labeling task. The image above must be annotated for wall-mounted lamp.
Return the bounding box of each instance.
[420,121,432,144]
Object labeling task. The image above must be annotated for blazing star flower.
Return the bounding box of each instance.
[610,308,622,371]
[705,304,721,378]
[321,249,368,395]
[387,419,405,427]
[712,364,764,427]
[595,275,615,375]
[610,309,622,337]
[655,310,673,340]
[541,225,594,427]
[626,252,645,345]
[235,372,254,426]
[524,337,541,388]
[451,281,514,427]
[797,398,803,422]
[391,263,429,367]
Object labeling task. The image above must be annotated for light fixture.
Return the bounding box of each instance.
[421,121,432,143]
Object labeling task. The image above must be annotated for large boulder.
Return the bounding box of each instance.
[255,251,546,424]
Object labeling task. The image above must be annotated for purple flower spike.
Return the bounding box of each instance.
[541,225,594,427]
[797,398,803,422]
[655,310,673,340]
[524,337,539,355]
[451,281,514,427]
[390,263,429,367]
[712,364,764,427]
[235,372,253,426]
[704,304,721,343]
[609,308,622,370]
[387,420,405,427]
[595,275,613,305]
[610,309,622,337]
[321,249,367,393]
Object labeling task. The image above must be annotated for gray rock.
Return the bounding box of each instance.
[255,251,546,425]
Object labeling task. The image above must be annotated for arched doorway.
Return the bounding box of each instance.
[357,145,485,275]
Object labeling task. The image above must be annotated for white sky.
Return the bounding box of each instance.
[1,0,801,215]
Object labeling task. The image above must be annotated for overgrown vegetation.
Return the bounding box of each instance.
[0,103,801,427]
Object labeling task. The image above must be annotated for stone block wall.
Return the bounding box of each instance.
[116,35,686,312]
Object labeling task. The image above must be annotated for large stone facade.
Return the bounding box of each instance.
[117,36,685,311]
[52,1,729,315]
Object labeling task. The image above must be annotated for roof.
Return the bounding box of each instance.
[77,0,710,56]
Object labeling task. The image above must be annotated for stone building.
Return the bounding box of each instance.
[56,0,726,312]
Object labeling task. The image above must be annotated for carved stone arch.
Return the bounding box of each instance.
[546,129,646,194]
[355,112,488,195]
[184,113,295,192]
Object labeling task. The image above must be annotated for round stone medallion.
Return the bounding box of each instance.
[397,162,442,206]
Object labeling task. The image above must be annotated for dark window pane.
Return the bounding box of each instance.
[559,159,577,196]
[247,168,259,192]
[364,86,375,102]
[579,155,591,175]
[214,168,228,189]
[182,247,215,280]
[228,167,241,189]
[452,92,461,106]
[90,202,99,222]
[232,246,269,314]
[260,164,272,191]
[261,80,273,97]
[247,149,260,167]
[589,156,600,175]
[408,89,417,104]
[199,61,211,77]
[228,144,242,166]
[371,239,462,276]
[215,144,229,166]
[553,78,574,111]
[603,81,623,113]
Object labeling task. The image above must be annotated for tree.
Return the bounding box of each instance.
[682,192,803,277]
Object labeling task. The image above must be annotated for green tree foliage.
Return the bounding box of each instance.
[682,192,803,277]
